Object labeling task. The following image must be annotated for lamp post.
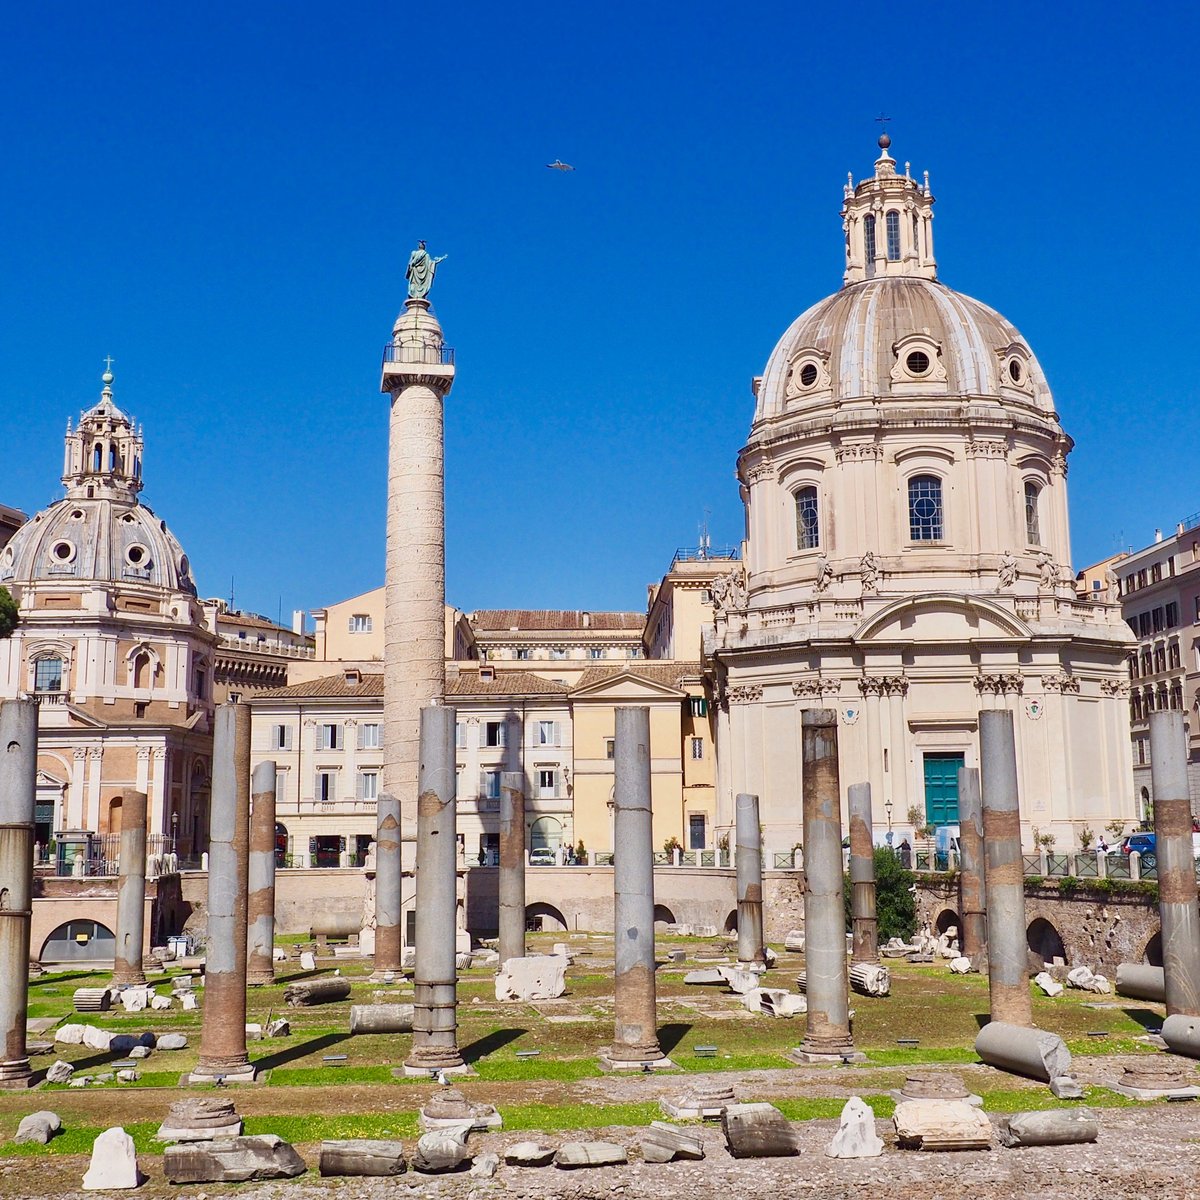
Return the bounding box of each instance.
[884,798,893,833]
[170,811,178,855]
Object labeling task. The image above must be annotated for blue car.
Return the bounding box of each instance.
[1121,833,1155,865]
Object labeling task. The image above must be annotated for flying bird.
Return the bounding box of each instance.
[546,159,575,171]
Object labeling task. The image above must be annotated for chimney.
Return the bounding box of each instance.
[344,668,362,687]
[1155,528,1163,543]
[292,609,306,634]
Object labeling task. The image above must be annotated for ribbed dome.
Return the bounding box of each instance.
[0,497,196,595]
[754,276,1053,423]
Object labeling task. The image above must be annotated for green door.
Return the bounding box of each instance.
[923,753,964,827]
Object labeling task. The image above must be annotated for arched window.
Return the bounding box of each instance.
[912,212,919,252]
[1131,693,1142,722]
[794,486,820,550]
[108,444,117,471]
[863,215,877,276]
[886,210,901,261]
[132,653,149,690]
[92,443,103,471]
[34,656,63,693]
[908,475,944,541]
[1024,481,1042,545]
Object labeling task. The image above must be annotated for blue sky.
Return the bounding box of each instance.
[3,3,1196,620]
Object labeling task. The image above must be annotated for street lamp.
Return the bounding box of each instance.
[884,798,893,831]
[170,811,179,854]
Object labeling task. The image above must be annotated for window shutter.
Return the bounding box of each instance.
[553,721,561,747]
[478,770,488,798]
[283,726,293,751]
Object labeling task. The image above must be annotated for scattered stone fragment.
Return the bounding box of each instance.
[495,955,568,1001]
[470,1152,500,1177]
[743,988,806,1017]
[272,947,287,962]
[997,1108,1100,1147]
[420,1088,502,1131]
[116,1069,139,1083]
[1049,1075,1085,1100]
[157,1097,243,1143]
[1110,1059,1200,1100]
[155,1033,188,1050]
[827,1096,883,1158]
[266,1018,290,1038]
[849,963,891,996]
[82,1026,114,1051]
[555,1141,628,1168]
[73,988,111,1013]
[299,951,317,971]
[349,1004,414,1035]
[130,1045,152,1059]
[1066,966,1111,994]
[661,1083,736,1121]
[640,1121,704,1163]
[718,966,761,994]
[722,1103,800,1158]
[763,946,778,966]
[505,1141,557,1166]
[318,1139,406,1176]
[119,989,150,1013]
[55,1024,86,1045]
[93,1072,114,1083]
[1034,971,1063,997]
[181,993,199,1011]
[15,1111,62,1145]
[283,978,351,1007]
[893,1099,993,1150]
[683,969,726,986]
[949,957,972,974]
[163,1135,306,1183]
[150,995,172,1010]
[110,1033,155,1054]
[667,949,686,963]
[784,930,805,952]
[411,1125,473,1173]
[82,1127,142,1190]
[46,1060,74,1084]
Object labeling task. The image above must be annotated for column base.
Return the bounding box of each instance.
[599,1052,676,1072]
[369,970,401,984]
[110,974,148,988]
[0,1060,33,1089]
[395,1061,476,1079]
[188,1061,257,1085]
[788,1045,866,1064]
[246,972,275,987]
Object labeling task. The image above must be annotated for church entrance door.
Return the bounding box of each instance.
[922,752,964,827]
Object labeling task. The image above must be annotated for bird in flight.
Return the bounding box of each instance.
[546,159,575,171]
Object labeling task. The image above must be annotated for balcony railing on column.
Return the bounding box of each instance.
[381,343,455,367]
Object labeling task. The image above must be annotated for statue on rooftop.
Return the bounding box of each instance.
[406,240,448,299]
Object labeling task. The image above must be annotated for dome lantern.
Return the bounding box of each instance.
[842,136,936,285]
[61,361,144,503]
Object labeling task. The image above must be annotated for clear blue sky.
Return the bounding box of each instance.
[3,3,1196,620]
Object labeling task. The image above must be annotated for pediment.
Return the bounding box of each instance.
[571,671,686,701]
[854,594,1032,644]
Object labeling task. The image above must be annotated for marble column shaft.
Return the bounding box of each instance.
[498,771,526,964]
[246,761,278,987]
[957,766,987,964]
[112,788,148,986]
[735,792,765,965]
[847,782,878,964]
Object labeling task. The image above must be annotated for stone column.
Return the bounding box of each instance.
[794,708,862,1061]
[848,781,877,964]
[957,766,987,965]
[403,705,466,1076]
[191,703,255,1083]
[371,791,402,979]
[111,788,148,987]
[246,761,277,987]
[735,792,765,965]
[604,706,671,1069]
[0,699,36,1089]
[381,298,454,884]
[498,770,526,965]
[979,709,1032,1027]
[1150,711,1200,1017]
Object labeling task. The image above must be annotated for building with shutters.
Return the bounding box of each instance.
[706,135,1134,856]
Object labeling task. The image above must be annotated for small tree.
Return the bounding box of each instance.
[574,839,586,861]
[844,847,917,941]
[663,835,682,856]
[0,587,16,639]
[1078,825,1095,852]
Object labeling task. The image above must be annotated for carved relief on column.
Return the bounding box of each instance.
[1100,679,1131,697]
[1042,673,1080,694]
[965,439,1008,459]
[793,677,843,699]
[727,684,762,705]
[974,673,1024,695]
[879,675,908,697]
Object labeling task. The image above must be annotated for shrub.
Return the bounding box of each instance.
[0,587,16,639]
[844,848,916,941]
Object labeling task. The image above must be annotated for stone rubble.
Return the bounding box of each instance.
[1066,966,1111,994]
[504,1141,557,1167]
[163,1135,306,1183]
[82,1126,142,1190]
[156,1096,243,1143]
[1034,971,1064,997]
[996,1108,1100,1147]
[827,1096,884,1158]
[15,1111,62,1145]
[495,955,568,1001]
[893,1099,994,1151]
[640,1121,705,1163]
[411,1125,473,1173]
[46,1059,74,1083]
[722,1102,800,1158]
[554,1140,628,1168]
[318,1139,407,1176]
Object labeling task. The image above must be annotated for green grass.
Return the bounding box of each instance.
[861,1046,982,1066]
[266,1064,398,1087]
[978,1086,1136,1112]
[674,1052,795,1072]
[471,1057,601,1082]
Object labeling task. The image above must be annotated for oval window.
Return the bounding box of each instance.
[51,540,74,562]
[799,363,819,388]
[179,555,190,579]
[1008,359,1023,383]
[125,544,150,567]
[906,350,930,376]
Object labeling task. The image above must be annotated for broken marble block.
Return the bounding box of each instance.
[150,995,172,1010]
[1034,971,1063,997]
[119,988,151,1013]
[15,1111,62,1145]
[266,1018,290,1038]
[283,978,351,1007]
[784,929,805,952]
[717,965,761,995]
[827,1096,883,1159]
[55,1023,86,1045]
[722,1103,800,1158]
[163,1136,306,1183]
[156,1097,243,1143]
[82,1127,142,1190]
[949,957,972,974]
[893,1099,993,1151]
[319,1139,407,1176]
[640,1122,704,1163]
[299,951,317,971]
[411,1126,473,1173]
[155,1033,188,1050]
[82,1026,114,1051]
[1066,966,1110,994]
[683,969,726,985]
[997,1108,1099,1148]
[743,988,807,1017]
[46,1060,74,1084]
[494,955,567,1002]
[555,1141,628,1168]
[419,1089,501,1131]
[505,1141,557,1166]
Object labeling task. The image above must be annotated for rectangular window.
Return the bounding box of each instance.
[484,720,507,748]
[1125,575,1136,594]
[483,770,501,800]
[34,657,64,692]
[1138,569,1147,587]
[691,737,704,760]
[358,723,381,750]
[537,720,558,747]
[272,724,293,751]
[348,614,372,633]
[358,771,379,801]
[1139,613,1152,638]
[688,814,706,850]
[455,722,467,749]
[628,647,641,658]
[1152,607,1165,634]
[588,648,603,659]
[1128,653,1139,679]
[908,475,944,541]
[537,768,556,796]
[1152,563,1163,583]
[318,723,342,751]
[605,737,615,760]
[1154,646,1166,673]
[315,770,336,804]
[1169,642,1181,669]
[1141,649,1153,675]
[885,209,901,261]
[689,696,709,717]
[550,647,568,660]
[1024,481,1041,545]
[795,486,820,550]
[515,648,531,660]
[1137,739,1146,765]
[1166,602,1179,628]
[1195,596,1200,623]
[274,768,288,806]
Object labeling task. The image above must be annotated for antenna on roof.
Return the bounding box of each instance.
[699,508,712,560]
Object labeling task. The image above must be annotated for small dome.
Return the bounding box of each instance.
[0,497,196,595]
[755,277,1053,424]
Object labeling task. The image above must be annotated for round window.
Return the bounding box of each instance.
[1008,359,1023,383]
[70,510,84,520]
[179,554,190,579]
[125,544,150,567]
[799,363,819,388]
[906,350,931,376]
[51,540,74,562]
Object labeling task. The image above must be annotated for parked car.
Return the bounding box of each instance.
[529,847,557,866]
[1121,832,1156,866]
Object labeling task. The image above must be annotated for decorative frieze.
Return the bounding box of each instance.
[1042,673,1080,694]
[1100,679,1131,697]
[965,439,1008,459]
[792,678,842,698]
[974,673,1024,696]
[728,685,763,704]
[833,443,884,463]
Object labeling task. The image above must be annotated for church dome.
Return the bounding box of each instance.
[754,275,1054,423]
[0,368,197,596]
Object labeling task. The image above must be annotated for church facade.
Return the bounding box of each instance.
[707,137,1134,855]
[0,370,215,855]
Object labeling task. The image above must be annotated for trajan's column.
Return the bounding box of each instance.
[376,242,454,970]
